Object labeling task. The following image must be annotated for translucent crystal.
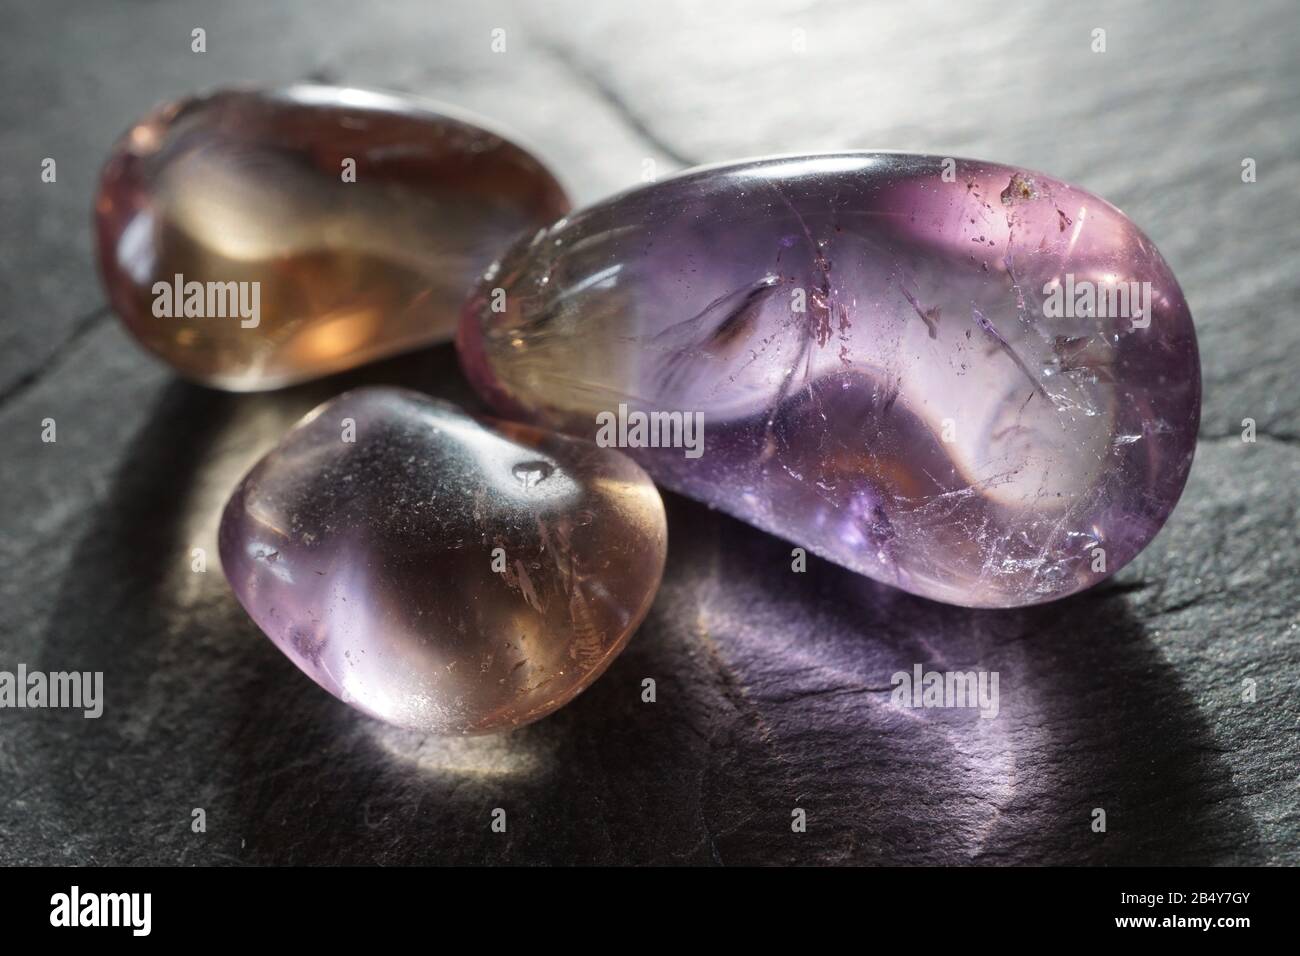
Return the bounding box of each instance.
[219,388,666,733]
[96,86,568,390]
[458,153,1201,608]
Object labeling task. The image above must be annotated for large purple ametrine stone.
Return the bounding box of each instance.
[458,153,1200,608]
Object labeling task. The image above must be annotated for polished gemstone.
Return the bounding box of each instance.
[96,86,569,390]
[458,153,1200,608]
[218,387,666,733]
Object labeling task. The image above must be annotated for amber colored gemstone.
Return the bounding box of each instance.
[95,86,569,389]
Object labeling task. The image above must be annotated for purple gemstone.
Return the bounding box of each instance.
[458,153,1200,608]
[219,388,667,733]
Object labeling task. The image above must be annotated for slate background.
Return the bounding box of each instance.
[0,0,1296,865]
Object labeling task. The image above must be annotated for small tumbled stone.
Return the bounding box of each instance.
[96,86,569,390]
[458,153,1200,608]
[218,387,666,733]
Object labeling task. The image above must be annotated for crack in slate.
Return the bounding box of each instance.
[0,305,112,409]
[538,40,701,169]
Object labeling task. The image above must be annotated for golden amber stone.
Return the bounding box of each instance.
[95,86,569,389]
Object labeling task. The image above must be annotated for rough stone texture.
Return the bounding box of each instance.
[0,0,1295,864]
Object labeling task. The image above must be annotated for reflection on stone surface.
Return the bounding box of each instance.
[459,153,1201,607]
[96,85,569,390]
[218,387,666,733]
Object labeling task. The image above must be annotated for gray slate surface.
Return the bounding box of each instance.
[0,0,1295,865]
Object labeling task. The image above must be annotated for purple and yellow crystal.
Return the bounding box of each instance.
[459,153,1200,608]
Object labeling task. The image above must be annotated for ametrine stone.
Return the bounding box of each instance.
[218,387,666,733]
[96,86,569,390]
[458,153,1200,608]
